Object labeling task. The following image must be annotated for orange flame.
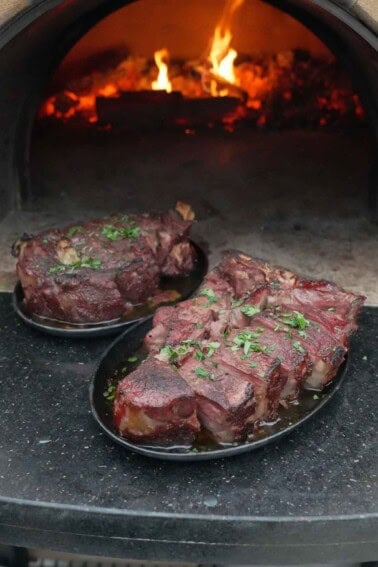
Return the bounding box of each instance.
[208,0,244,90]
[151,48,172,93]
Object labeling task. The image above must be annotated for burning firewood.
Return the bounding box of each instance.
[96,90,241,131]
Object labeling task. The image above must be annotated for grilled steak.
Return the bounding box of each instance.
[14,205,196,323]
[114,252,365,445]
[114,358,199,444]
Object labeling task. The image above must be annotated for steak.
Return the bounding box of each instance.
[178,353,256,444]
[262,309,347,390]
[114,358,200,445]
[267,278,365,345]
[14,205,196,323]
[114,251,365,445]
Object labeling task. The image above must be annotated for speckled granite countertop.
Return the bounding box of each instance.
[0,294,376,564]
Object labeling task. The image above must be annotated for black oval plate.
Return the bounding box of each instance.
[12,241,208,338]
[90,318,349,461]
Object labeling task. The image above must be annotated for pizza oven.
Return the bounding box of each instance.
[0,0,377,305]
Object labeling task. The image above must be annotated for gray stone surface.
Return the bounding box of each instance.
[0,294,376,562]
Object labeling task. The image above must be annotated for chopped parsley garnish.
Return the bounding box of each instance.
[206,341,220,356]
[67,226,82,238]
[274,324,281,332]
[241,305,260,317]
[281,311,310,330]
[199,288,219,305]
[293,341,306,354]
[103,384,116,401]
[159,345,180,362]
[231,298,244,308]
[196,323,204,329]
[48,265,66,274]
[158,341,196,363]
[50,256,102,273]
[231,329,268,356]
[194,341,220,361]
[313,394,319,400]
[70,256,102,270]
[127,356,138,363]
[195,350,206,362]
[298,330,307,339]
[194,367,209,379]
[101,224,141,241]
[249,361,258,368]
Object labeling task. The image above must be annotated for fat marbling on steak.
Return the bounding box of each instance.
[113,252,365,446]
[14,204,196,323]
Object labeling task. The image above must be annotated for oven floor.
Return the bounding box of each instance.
[1,129,377,303]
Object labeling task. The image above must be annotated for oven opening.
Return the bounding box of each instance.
[0,0,376,305]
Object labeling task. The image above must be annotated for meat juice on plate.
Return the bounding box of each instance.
[102,340,341,453]
[105,252,363,452]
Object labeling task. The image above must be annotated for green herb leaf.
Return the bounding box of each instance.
[199,288,219,305]
[241,305,260,317]
[281,311,310,330]
[196,323,204,329]
[298,330,307,338]
[194,367,209,379]
[206,341,220,357]
[313,394,319,400]
[195,350,206,362]
[69,256,102,270]
[101,224,141,241]
[232,330,269,355]
[231,298,244,308]
[67,226,82,238]
[127,356,138,363]
[48,265,66,274]
[103,384,116,401]
[243,340,252,356]
[249,361,258,368]
[293,341,306,354]
[159,345,179,362]
[124,226,141,238]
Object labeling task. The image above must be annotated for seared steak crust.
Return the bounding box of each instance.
[114,358,200,444]
[15,208,196,323]
[114,252,365,445]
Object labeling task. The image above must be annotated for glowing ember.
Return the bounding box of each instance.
[151,48,172,93]
[37,0,365,131]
